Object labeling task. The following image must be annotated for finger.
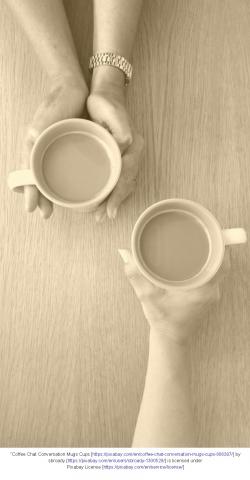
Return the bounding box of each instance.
[107,115,133,154]
[28,83,78,136]
[23,91,70,160]
[95,202,107,223]
[107,175,137,219]
[207,253,231,289]
[107,135,144,219]
[192,250,231,300]
[118,249,159,300]
[38,195,53,219]
[21,128,39,167]
[24,185,39,212]
[202,282,221,302]
[191,278,221,305]
[22,122,52,170]
[220,249,231,276]
[87,94,133,153]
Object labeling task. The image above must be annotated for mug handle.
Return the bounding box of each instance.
[8,169,36,193]
[222,228,247,245]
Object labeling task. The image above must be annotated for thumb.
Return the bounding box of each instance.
[23,92,70,160]
[21,126,40,169]
[106,112,133,154]
[22,122,50,167]
[106,134,144,218]
[25,110,56,156]
[118,249,158,300]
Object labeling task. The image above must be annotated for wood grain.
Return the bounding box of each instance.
[0,0,249,447]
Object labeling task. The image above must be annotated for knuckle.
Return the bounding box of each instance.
[126,270,139,283]
[124,264,138,278]
[139,289,160,304]
[119,133,133,151]
[116,177,137,200]
[138,292,149,302]
[86,94,97,113]
[122,163,139,182]
[139,285,156,299]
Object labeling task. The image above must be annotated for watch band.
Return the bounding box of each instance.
[89,52,133,86]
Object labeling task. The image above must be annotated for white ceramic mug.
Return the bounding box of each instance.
[131,198,247,290]
[7,119,121,212]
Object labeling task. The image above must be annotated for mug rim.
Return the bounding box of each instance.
[131,198,225,290]
[30,118,121,208]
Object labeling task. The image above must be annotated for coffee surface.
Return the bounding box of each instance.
[140,211,210,281]
[42,133,111,202]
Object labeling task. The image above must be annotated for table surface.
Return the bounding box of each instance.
[0,0,250,447]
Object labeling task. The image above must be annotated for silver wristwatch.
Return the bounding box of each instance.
[89,52,133,86]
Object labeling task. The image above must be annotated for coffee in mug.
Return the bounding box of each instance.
[8,119,121,212]
[42,132,111,203]
[140,210,210,281]
[132,199,247,290]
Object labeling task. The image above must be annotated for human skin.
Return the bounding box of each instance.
[119,249,227,447]
[5,0,144,219]
[88,0,144,221]
[5,0,88,218]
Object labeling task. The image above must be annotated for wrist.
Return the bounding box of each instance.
[91,65,125,95]
[50,70,88,96]
[148,329,190,380]
[149,327,190,349]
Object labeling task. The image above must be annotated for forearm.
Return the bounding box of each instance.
[92,0,143,90]
[5,0,86,86]
[93,0,143,59]
[132,330,197,447]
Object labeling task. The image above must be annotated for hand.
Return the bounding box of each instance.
[119,249,228,345]
[87,70,144,221]
[22,74,88,219]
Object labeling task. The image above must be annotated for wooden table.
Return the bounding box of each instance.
[0,0,249,447]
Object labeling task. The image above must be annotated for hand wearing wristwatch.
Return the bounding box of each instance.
[89,52,133,86]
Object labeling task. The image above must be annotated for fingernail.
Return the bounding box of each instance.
[25,202,34,213]
[118,249,130,263]
[107,207,117,220]
[112,208,118,219]
[39,209,47,219]
[95,211,106,223]
[27,128,39,144]
[109,208,117,220]
[41,211,50,220]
